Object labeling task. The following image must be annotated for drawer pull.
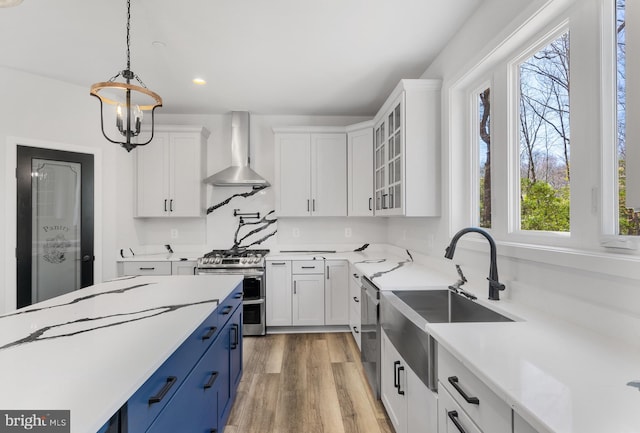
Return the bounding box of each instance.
[234,292,243,299]
[271,262,287,266]
[397,366,405,395]
[353,296,359,303]
[447,411,468,433]
[353,273,359,278]
[139,267,155,271]
[448,376,480,405]
[230,324,239,349]
[393,361,401,389]
[202,326,217,340]
[301,266,316,269]
[353,326,359,334]
[204,372,219,389]
[148,376,177,404]
[210,430,218,433]
[221,305,233,315]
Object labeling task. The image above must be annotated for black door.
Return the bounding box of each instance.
[16,146,94,308]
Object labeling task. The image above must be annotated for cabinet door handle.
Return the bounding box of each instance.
[170,199,174,212]
[230,324,239,349]
[221,305,233,315]
[369,197,372,211]
[382,194,389,209]
[164,199,168,212]
[397,366,405,395]
[139,267,155,271]
[353,273,359,279]
[201,326,217,340]
[313,199,316,212]
[307,199,310,212]
[393,360,401,389]
[448,376,480,405]
[353,326,359,334]
[203,371,219,389]
[353,296,359,303]
[148,376,177,404]
[326,266,330,279]
[271,262,287,266]
[447,411,468,433]
[293,281,297,294]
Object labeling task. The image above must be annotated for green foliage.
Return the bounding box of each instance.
[520,179,570,231]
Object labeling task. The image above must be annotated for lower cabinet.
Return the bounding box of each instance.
[325,260,349,325]
[292,272,325,326]
[103,284,243,433]
[380,329,437,433]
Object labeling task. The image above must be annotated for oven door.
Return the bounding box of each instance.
[243,298,266,336]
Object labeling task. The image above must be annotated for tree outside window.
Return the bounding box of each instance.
[518,32,570,232]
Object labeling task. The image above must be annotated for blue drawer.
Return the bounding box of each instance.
[216,285,243,328]
[127,305,220,431]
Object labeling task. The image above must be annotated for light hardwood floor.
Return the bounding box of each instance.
[225,333,394,433]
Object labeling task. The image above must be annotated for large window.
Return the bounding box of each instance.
[518,31,570,232]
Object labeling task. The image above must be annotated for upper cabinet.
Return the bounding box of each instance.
[347,121,374,216]
[374,79,441,217]
[134,126,209,218]
[274,129,347,217]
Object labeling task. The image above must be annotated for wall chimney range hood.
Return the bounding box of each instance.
[204,111,270,187]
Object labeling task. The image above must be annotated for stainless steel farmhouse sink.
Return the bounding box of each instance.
[392,289,514,323]
[380,289,514,393]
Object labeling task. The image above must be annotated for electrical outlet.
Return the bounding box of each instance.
[170,229,179,239]
[345,227,352,238]
[292,228,300,238]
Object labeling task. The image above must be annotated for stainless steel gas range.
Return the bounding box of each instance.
[197,248,269,336]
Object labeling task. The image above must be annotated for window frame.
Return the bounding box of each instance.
[470,80,493,229]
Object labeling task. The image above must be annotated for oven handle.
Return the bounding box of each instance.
[242,299,265,306]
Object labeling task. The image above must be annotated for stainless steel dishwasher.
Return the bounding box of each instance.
[360,276,381,398]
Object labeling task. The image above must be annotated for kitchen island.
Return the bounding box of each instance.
[0,275,243,433]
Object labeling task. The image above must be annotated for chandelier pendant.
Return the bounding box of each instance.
[90,0,162,152]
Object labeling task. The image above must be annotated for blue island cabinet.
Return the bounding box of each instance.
[99,284,243,433]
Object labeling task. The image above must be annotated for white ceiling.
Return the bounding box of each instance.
[0,0,482,116]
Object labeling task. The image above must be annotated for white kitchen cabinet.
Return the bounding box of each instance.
[324,260,349,325]
[266,260,293,326]
[121,261,172,276]
[171,260,197,275]
[381,330,437,433]
[292,273,325,326]
[134,125,209,218]
[373,79,441,217]
[347,122,374,216]
[349,265,362,348]
[274,129,347,217]
[438,345,511,433]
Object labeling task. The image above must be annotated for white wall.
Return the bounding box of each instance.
[0,67,121,313]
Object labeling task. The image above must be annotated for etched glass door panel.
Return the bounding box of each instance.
[17,146,94,308]
[31,159,82,303]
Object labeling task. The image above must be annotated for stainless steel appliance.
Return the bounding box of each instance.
[361,276,381,398]
[197,248,269,336]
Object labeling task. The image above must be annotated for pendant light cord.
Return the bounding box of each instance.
[126,0,131,72]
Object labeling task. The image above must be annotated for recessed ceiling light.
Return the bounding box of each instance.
[192,78,207,85]
[0,0,24,7]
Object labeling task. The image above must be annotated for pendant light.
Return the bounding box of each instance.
[90,0,162,152]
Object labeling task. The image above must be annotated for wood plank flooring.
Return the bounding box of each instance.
[225,333,393,433]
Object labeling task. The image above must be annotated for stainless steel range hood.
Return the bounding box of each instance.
[204,111,270,187]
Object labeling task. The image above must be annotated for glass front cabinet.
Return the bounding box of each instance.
[373,79,441,217]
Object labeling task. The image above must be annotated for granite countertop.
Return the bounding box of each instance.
[270,246,640,433]
[0,275,243,433]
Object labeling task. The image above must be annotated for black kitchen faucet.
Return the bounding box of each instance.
[444,227,505,300]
